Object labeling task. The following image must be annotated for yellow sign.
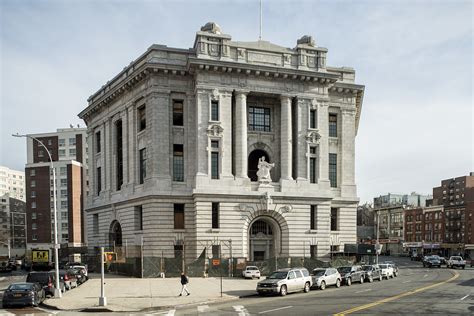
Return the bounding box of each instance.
[104,252,116,262]
[32,250,49,263]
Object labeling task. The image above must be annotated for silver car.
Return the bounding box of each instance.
[311,268,341,290]
[256,268,312,296]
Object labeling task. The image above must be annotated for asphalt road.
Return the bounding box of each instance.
[173,256,473,316]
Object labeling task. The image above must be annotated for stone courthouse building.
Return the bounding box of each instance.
[79,23,365,266]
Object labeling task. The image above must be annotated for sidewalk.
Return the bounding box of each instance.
[43,273,261,312]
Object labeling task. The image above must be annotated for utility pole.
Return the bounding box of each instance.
[99,247,107,306]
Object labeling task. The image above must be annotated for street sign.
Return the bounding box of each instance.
[375,243,383,255]
[32,250,49,263]
[212,258,220,266]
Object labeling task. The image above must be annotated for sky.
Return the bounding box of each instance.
[0,0,472,204]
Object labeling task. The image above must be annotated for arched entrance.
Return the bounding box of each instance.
[249,217,280,261]
[248,149,270,181]
[109,220,122,246]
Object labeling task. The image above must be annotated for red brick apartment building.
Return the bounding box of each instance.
[25,128,87,252]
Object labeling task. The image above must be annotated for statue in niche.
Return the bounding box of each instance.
[257,157,275,183]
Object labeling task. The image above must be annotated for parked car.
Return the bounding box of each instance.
[447,256,466,269]
[70,265,88,278]
[256,268,312,296]
[337,266,365,286]
[311,268,341,290]
[361,265,383,282]
[384,261,399,277]
[423,256,441,268]
[59,269,78,290]
[26,271,64,296]
[2,282,45,308]
[242,266,261,279]
[70,268,88,285]
[378,264,394,279]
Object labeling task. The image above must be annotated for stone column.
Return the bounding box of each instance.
[317,101,330,184]
[120,110,128,185]
[234,90,249,179]
[340,108,356,196]
[127,105,135,185]
[195,89,210,178]
[86,129,95,200]
[151,91,171,182]
[219,91,233,178]
[104,119,111,193]
[295,98,309,181]
[280,95,292,180]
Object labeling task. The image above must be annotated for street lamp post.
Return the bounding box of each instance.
[12,133,61,298]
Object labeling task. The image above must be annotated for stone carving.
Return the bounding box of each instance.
[279,205,293,213]
[261,191,273,212]
[200,22,222,34]
[211,89,219,101]
[257,157,275,184]
[209,44,220,57]
[310,98,318,110]
[306,131,321,144]
[207,124,224,137]
[297,35,316,47]
[238,48,246,57]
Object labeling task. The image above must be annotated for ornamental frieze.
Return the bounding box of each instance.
[306,131,321,144]
[207,124,224,137]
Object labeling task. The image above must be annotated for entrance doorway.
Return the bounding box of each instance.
[249,218,277,261]
[248,149,270,182]
[109,220,122,246]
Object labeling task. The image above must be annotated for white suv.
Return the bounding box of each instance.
[242,266,261,279]
[447,256,466,269]
[378,264,394,279]
[311,268,341,290]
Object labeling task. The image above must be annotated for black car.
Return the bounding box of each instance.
[26,271,64,296]
[423,256,441,268]
[2,282,45,307]
[337,266,365,286]
[361,265,383,282]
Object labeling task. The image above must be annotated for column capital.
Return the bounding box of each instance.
[234,89,250,96]
[280,94,294,102]
[341,108,356,116]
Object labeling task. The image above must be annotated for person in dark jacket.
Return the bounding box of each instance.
[179,272,190,296]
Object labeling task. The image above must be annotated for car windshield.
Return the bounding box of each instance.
[361,266,372,271]
[267,271,288,279]
[247,267,258,270]
[8,284,33,291]
[451,256,462,260]
[379,264,388,269]
[337,267,352,273]
[312,270,325,277]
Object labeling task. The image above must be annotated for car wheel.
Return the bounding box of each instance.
[304,282,310,293]
[394,272,398,277]
[257,291,264,296]
[258,277,260,279]
[462,266,465,270]
[320,281,326,290]
[347,278,352,286]
[369,276,373,283]
[336,279,341,288]
[280,285,287,296]
[379,275,383,281]
[360,276,364,284]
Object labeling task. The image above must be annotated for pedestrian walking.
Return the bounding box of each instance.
[178,272,190,296]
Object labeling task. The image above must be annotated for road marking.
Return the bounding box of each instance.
[355,289,372,293]
[0,277,5,281]
[36,306,59,314]
[197,305,210,312]
[423,274,428,278]
[163,310,175,316]
[333,270,459,316]
[460,294,469,300]
[403,280,411,283]
[233,305,250,316]
[259,306,293,314]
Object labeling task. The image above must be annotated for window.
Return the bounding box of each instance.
[47,139,52,146]
[139,148,147,184]
[329,153,337,188]
[38,150,44,158]
[61,200,68,209]
[60,167,67,176]
[173,144,184,182]
[69,148,76,157]
[31,201,36,209]
[96,131,101,153]
[310,109,317,129]
[61,190,68,198]
[61,179,67,187]
[97,167,102,195]
[211,100,219,121]
[309,157,317,183]
[331,207,338,231]
[212,202,219,229]
[59,149,66,157]
[30,169,35,176]
[59,139,65,147]
[211,152,219,179]
[32,223,37,230]
[92,214,99,234]
[61,223,68,229]
[31,191,36,198]
[138,105,146,131]
[61,234,69,240]
[249,106,271,131]
[31,180,36,188]
[116,120,123,190]
[69,138,76,146]
[310,205,317,230]
[174,204,185,229]
[310,245,317,258]
[173,100,184,126]
[329,113,337,137]
[32,234,37,241]
[135,206,143,230]
[31,212,37,219]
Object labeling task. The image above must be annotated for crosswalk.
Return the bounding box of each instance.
[149,304,251,315]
